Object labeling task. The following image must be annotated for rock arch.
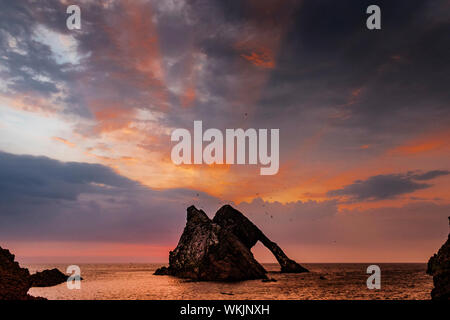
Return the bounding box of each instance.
[213,205,308,273]
[155,205,308,281]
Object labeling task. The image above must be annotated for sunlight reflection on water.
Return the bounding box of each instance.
[26,263,433,300]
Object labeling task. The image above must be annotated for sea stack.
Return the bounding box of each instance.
[155,205,308,281]
[213,205,308,273]
[426,217,450,300]
[30,268,72,287]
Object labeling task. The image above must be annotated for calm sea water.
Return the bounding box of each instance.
[26,263,433,300]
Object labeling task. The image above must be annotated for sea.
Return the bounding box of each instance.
[26,263,433,300]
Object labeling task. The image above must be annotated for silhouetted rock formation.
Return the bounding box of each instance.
[426,217,450,300]
[155,205,308,281]
[30,268,70,287]
[153,266,169,275]
[163,206,267,281]
[0,246,35,300]
[1,245,75,299]
[214,205,309,273]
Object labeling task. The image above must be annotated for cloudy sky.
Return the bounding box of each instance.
[0,0,449,263]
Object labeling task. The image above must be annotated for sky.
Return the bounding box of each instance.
[0,0,449,263]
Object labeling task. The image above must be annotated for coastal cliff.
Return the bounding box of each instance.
[155,205,308,281]
[426,217,450,300]
[0,246,34,300]
[1,246,72,299]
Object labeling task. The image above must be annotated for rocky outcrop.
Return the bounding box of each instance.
[153,266,169,275]
[0,246,34,300]
[155,205,308,281]
[213,205,308,273]
[30,268,70,287]
[426,217,450,300]
[165,206,267,281]
[1,246,74,299]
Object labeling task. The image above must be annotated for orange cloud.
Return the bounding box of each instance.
[177,48,200,108]
[107,1,167,104]
[91,104,135,134]
[0,92,62,116]
[181,85,196,108]
[120,156,139,164]
[74,1,169,135]
[351,88,363,97]
[52,136,76,148]
[392,141,444,155]
[240,48,275,69]
[83,150,113,162]
[234,38,277,69]
[389,130,450,155]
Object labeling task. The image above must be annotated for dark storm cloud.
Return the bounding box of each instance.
[238,198,450,246]
[327,170,450,201]
[253,0,450,155]
[152,0,450,166]
[264,0,450,113]
[0,151,222,243]
[0,151,137,202]
[411,170,450,181]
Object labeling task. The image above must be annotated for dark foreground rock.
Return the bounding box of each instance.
[155,205,308,281]
[426,217,450,300]
[1,245,76,299]
[0,246,36,300]
[30,268,70,287]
